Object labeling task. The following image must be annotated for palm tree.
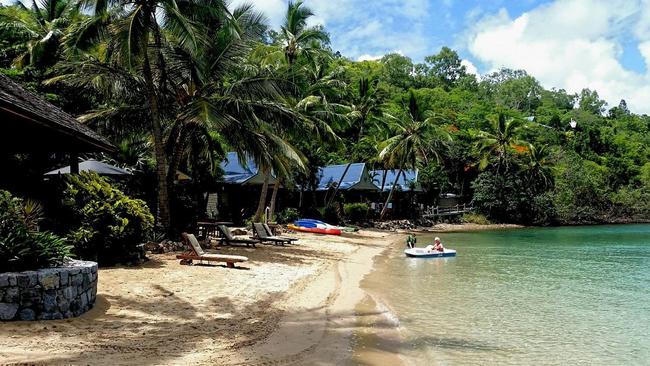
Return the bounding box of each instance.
[475,112,528,174]
[280,0,329,66]
[50,1,305,232]
[523,144,554,189]
[327,75,382,206]
[378,90,449,219]
[0,0,78,69]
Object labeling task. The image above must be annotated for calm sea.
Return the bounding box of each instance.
[360,224,650,365]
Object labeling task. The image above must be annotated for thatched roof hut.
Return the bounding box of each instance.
[0,74,114,154]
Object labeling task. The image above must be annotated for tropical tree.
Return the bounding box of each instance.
[475,112,528,174]
[522,144,554,189]
[0,0,78,69]
[279,0,329,66]
[326,74,381,207]
[378,90,449,219]
[51,1,307,232]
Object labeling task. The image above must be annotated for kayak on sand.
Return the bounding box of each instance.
[294,219,358,232]
[288,223,342,235]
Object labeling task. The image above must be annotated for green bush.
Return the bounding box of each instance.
[461,212,491,225]
[319,205,341,225]
[343,203,369,223]
[552,157,610,224]
[63,172,154,265]
[0,190,72,272]
[276,207,300,224]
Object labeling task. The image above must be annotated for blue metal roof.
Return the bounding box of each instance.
[220,152,276,185]
[316,163,377,191]
[370,169,421,192]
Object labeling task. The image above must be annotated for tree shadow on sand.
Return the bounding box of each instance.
[2,284,286,365]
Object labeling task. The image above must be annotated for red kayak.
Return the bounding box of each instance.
[288,224,341,235]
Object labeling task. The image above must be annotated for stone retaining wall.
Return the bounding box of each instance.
[0,260,98,321]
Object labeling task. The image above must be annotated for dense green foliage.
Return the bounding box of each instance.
[63,173,154,265]
[343,202,370,223]
[1,0,648,228]
[0,190,72,271]
[276,207,300,224]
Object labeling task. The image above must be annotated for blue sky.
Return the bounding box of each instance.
[242,0,650,114]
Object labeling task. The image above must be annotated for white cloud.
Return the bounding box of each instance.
[465,0,650,114]
[357,54,384,62]
[461,59,479,77]
[229,0,286,28]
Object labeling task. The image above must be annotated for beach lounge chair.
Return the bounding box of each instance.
[263,223,298,244]
[217,225,258,247]
[252,223,298,245]
[176,233,248,268]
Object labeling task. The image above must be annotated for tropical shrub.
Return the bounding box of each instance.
[471,170,553,225]
[552,156,610,224]
[0,190,72,272]
[320,205,341,225]
[276,207,300,224]
[461,212,491,225]
[63,173,154,265]
[343,203,370,223]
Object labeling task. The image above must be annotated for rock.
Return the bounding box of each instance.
[231,228,248,236]
[16,272,37,288]
[18,308,36,321]
[4,287,19,302]
[58,298,70,312]
[0,274,10,288]
[80,292,88,309]
[20,288,42,304]
[38,312,62,320]
[0,303,19,320]
[43,293,58,312]
[83,273,91,288]
[60,271,69,286]
[63,286,77,300]
[71,274,83,287]
[39,271,60,290]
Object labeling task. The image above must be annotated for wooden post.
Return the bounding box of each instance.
[69,152,79,174]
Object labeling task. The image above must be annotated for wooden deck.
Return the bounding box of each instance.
[422,203,474,218]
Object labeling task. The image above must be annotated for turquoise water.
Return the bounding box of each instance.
[362,225,650,365]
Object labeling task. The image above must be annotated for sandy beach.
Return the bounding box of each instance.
[0,229,404,365]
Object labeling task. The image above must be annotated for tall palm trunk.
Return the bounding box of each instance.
[380,168,403,220]
[269,178,280,222]
[327,163,351,207]
[142,43,171,231]
[254,170,270,222]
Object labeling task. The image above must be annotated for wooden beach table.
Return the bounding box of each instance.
[197,221,234,240]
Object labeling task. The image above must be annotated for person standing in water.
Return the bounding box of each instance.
[406,234,417,249]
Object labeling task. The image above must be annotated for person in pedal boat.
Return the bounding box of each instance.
[433,237,445,252]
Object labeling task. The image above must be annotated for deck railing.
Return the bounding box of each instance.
[422,203,474,218]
